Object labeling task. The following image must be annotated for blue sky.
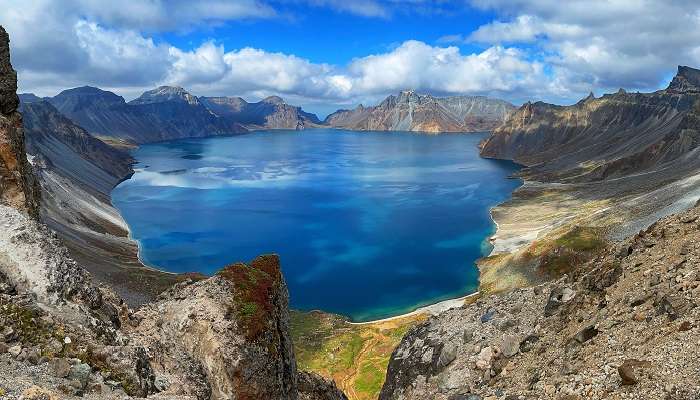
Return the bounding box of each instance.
[156,4,495,65]
[2,0,700,117]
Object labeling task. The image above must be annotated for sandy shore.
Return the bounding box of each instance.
[347,292,480,325]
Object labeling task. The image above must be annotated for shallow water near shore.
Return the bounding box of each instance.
[112,129,521,322]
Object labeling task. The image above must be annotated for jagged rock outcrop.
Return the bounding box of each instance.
[128,255,299,400]
[46,86,246,144]
[325,91,514,133]
[381,204,700,400]
[200,95,322,130]
[0,26,39,216]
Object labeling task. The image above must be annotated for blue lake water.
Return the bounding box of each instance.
[112,129,521,321]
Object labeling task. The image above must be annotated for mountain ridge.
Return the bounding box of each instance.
[325,91,515,133]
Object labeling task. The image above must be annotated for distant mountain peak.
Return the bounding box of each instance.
[56,86,123,99]
[667,65,700,93]
[18,93,43,104]
[131,85,199,105]
[49,86,126,112]
[327,92,515,133]
[262,95,285,105]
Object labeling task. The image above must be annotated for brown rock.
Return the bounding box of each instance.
[678,321,693,331]
[19,386,59,400]
[618,359,651,385]
[49,358,71,378]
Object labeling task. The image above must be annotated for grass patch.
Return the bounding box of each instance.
[538,226,607,277]
[291,310,424,400]
[555,226,606,252]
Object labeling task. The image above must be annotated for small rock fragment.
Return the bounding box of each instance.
[8,345,21,357]
[49,358,71,378]
[480,308,496,323]
[572,325,599,344]
[499,335,520,358]
[519,335,539,353]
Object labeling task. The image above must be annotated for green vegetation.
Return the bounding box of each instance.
[555,226,606,252]
[0,300,57,347]
[538,226,607,277]
[291,310,423,400]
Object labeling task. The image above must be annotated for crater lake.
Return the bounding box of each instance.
[112,129,521,322]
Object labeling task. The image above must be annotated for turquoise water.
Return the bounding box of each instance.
[112,129,521,321]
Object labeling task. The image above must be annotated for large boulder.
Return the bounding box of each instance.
[130,254,298,400]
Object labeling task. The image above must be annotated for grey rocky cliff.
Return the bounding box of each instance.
[325,91,515,133]
[18,99,175,305]
[481,66,700,183]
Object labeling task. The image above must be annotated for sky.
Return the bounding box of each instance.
[2,0,700,117]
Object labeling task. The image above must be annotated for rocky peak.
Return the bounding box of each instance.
[667,65,700,93]
[262,95,285,105]
[130,85,200,106]
[18,93,43,104]
[51,86,126,111]
[131,254,301,399]
[396,90,422,104]
[0,26,18,115]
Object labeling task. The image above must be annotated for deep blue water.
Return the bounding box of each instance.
[112,129,521,321]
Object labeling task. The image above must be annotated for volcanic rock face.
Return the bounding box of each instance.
[381,204,700,400]
[47,85,246,144]
[325,91,515,133]
[200,95,322,130]
[0,26,39,216]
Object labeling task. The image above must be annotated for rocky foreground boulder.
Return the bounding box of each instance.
[380,204,700,399]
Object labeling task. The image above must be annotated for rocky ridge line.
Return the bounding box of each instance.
[325,91,515,133]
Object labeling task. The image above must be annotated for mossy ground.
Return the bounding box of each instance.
[291,310,423,400]
[219,256,282,340]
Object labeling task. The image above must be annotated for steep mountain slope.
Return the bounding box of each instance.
[481,67,700,183]
[18,99,179,304]
[381,204,700,399]
[325,91,515,133]
[201,95,322,130]
[47,86,246,144]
